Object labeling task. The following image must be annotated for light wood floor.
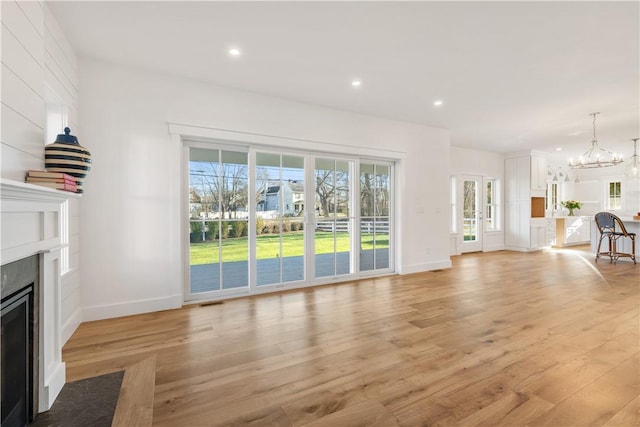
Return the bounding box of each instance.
[63,247,639,426]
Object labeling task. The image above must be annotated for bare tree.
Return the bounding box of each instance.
[315,169,349,217]
[463,181,477,219]
[361,168,389,217]
[360,172,374,216]
[191,162,248,219]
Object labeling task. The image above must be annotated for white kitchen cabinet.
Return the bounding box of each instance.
[506,156,531,202]
[505,151,549,251]
[530,155,548,194]
[546,218,556,246]
[505,201,529,248]
[530,221,547,249]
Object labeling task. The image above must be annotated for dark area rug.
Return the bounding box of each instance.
[30,371,124,427]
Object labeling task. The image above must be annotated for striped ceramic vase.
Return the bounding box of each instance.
[45,127,91,193]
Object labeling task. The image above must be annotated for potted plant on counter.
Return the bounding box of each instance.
[561,200,582,216]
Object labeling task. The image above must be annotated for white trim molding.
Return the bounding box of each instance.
[400,259,452,275]
[168,122,407,160]
[81,294,183,322]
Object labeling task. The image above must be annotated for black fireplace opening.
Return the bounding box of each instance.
[1,286,34,427]
[1,255,39,427]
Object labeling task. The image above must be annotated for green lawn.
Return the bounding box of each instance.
[190,231,389,264]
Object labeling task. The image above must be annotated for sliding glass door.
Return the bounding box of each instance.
[314,158,354,278]
[189,147,249,294]
[186,143,394,300]
[255,152,306,286]
[360,162,392,272]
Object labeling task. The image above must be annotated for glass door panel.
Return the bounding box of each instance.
[189,147,249,294]
[189,220,220,292]
[256,153,305,286]
[360,163,392,272]
[462,175,483,253]
[315,158,353,278]
[220,151,249,289]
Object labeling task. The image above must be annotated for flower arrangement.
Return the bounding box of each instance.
[560,200,582,216]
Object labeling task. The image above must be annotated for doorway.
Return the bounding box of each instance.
[185,142,395,301]
[460,175,483,253]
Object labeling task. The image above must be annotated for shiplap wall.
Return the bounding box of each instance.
[1,1,81,343]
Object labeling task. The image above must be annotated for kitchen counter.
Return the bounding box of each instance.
[555,216,591,246]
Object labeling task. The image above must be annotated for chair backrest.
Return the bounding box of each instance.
[594,212,616,233]
[595,212,632,236]
[611,214,632,236]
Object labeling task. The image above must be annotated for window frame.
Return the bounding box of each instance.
[182,138,397,301]
[485,177,501,232]
[607,180,622,210]
[546,182,558,213]
[450,176,457,233]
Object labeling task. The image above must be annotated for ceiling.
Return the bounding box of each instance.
[48,1,639,161]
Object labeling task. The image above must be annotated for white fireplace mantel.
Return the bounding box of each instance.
[1,178,80,411]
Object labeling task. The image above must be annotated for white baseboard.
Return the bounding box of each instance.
[82,294,183,322]
[61,308,82,345]
[482,244,505,252]
[400,259,452,274]
[39,361,65,412]
[503,246,540,252]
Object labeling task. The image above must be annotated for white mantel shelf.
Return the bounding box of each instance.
[1,178,81,201]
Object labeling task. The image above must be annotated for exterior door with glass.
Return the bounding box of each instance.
[359,162,392,273]
[188,146,250,296]
[186,143,394,300]
[255,152,306,287]
[461,175,483,253]
[314,158,355,278]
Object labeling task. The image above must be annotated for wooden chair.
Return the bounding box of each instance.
[594,212,636,264]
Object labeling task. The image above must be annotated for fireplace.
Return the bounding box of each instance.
[1,179,77,416]
[1,255,39,426]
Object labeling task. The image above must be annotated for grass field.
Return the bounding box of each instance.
[190,231,389,264]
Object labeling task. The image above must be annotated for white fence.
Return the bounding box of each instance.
[315,220,389,234]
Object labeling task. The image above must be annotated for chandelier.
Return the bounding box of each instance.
[625,138,639,179]
[568,112,623,169]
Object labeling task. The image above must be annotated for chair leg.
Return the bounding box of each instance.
[609,235,614,262]
[596,234,604,262]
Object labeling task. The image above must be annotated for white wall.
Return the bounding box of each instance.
[449,146,505,254]
[2,1,45,178]
[78,58,451,321]
[1,1,81,342]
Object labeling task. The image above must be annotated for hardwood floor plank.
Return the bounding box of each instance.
[224,405,293,427]
[519,355,617,404]
[112,355,156,427]
[60,247,639,427]
[602,395,639,427]
[455,392,554,427]
[301,399,399,427]
[529,353,640,426]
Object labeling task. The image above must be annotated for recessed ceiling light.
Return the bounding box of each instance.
[229,48,241,57]
[556,147,563,151]
[351,80,362,87]
[433,100,443,107]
